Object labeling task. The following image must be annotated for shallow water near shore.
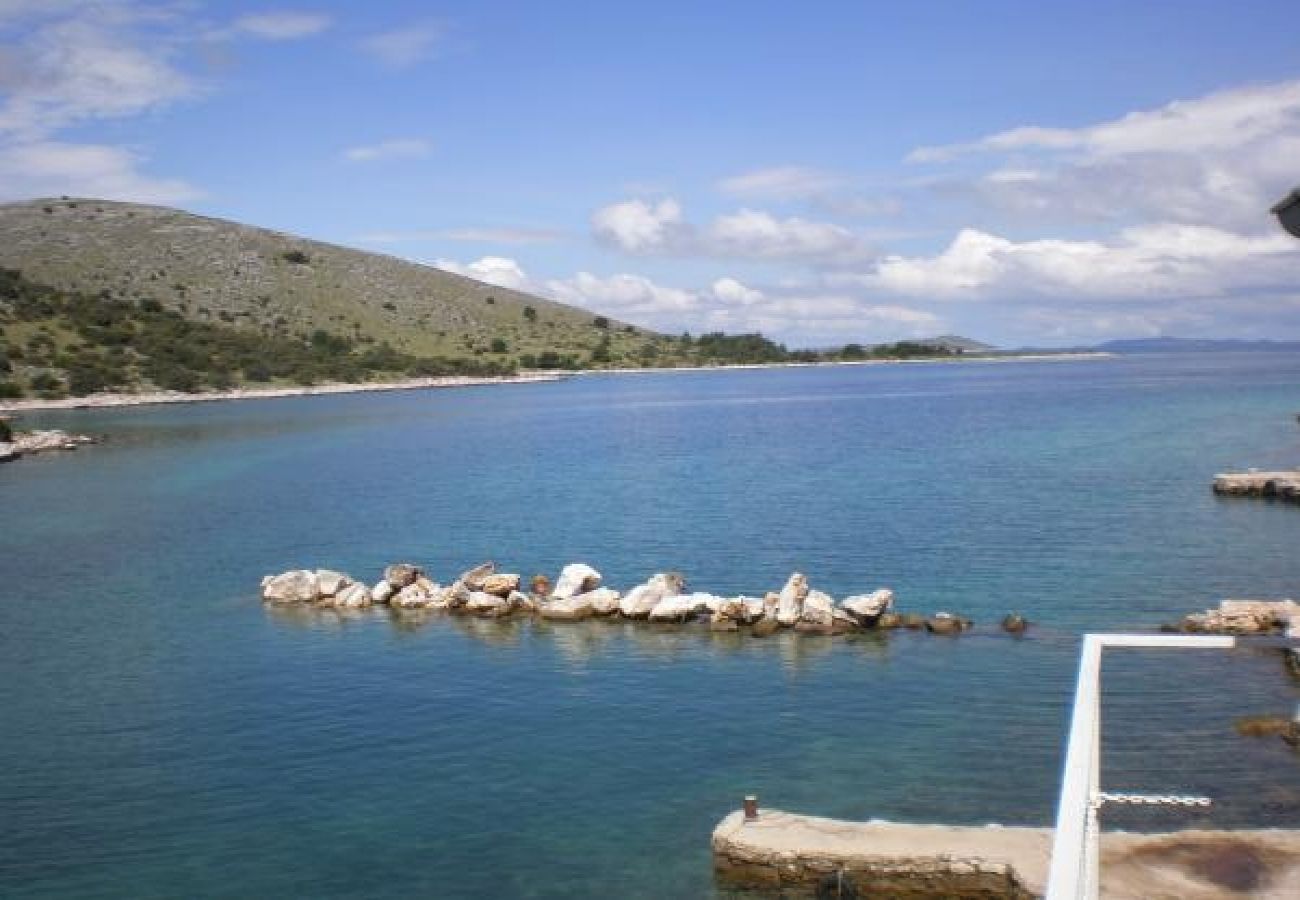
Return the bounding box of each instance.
[2,353,1298,898]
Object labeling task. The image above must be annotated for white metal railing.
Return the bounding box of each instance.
[1043,633,1235,900]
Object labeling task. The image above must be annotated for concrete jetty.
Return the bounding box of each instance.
[712,808,1300,898]
[1212,471,1300,502]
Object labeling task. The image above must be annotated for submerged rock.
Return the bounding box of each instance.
[530,574,552,597]
[710,614,740,632]
[926,613,971,635]
[553,563,602,599]
[750,618,781,638]
[1001,613,1029,634]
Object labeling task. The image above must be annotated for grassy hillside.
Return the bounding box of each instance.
[0,197,664,365]
[0,197,982,399]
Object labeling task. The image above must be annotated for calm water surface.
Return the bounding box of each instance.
[1,353,1298,897]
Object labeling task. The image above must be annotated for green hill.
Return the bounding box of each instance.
[0,197,658,365]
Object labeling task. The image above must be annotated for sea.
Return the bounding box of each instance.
[1,352,1297,898]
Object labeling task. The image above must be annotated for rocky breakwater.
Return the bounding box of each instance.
[1213,470,1300,503]
[0,424,97,463]
[260,562,1010,639]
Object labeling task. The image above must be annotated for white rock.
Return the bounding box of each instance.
[262,570,319,604]
[372,581,395,605]
[444,581,470,609]
[800,590,835,626]
[618,573,685,618]
[540,594,595,621]
[776,573,809,626]
[384,563,422,589]
[576,587,622,616]
[507,590,535,613]
[648,594,700,623]
[459,561,495,590]
[842,589,894,623]
[553,563,602,599]
[315,569,351,597]
[392,583,433,609]
[466,590,509,614]
[336,582,373,609]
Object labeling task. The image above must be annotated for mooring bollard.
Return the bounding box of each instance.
[743,795,758,821]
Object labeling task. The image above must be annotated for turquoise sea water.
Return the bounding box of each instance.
[1,353,1298,898]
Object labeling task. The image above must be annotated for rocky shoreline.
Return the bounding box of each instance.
[0,373,566,413]
[0,428,97,463]
[261,561,1023,638]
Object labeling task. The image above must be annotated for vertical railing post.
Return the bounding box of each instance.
[1045,634,1234,900]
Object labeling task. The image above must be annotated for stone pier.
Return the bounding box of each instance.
[712,808,1300,898]
[1212,471,1300,502]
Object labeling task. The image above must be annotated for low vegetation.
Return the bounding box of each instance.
[0,265,974,400]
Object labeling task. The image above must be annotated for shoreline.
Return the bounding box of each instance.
[0,373,567,413]
[584,351,1114,377]
[0,352,1112,414]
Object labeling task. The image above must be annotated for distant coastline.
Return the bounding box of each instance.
[588,351,1113,376]
[0,352,1114,414]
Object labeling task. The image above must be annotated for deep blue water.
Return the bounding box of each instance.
[1,353,1298,898]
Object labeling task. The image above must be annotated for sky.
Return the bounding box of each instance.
[2,0,1299,347]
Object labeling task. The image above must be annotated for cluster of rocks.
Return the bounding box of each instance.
[1164,599,1300,636]
[0,428,97,463]
[1212,470,1300,503]
[262,562,1022,636]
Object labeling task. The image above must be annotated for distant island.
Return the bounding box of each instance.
[0,197,1024,406]
[1093,336,1300,353]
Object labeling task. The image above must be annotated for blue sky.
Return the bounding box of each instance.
[2,0,1299,346]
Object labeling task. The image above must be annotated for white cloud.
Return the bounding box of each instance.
[232,12,332,40]
[708,208,865,261]
[357,226,561,245]
[912,81,1300,162]
[361,22,441,68]
[591,197,686,253]
[711,277,763,305]
[0,140,200,204]
[591,197,875,263]
[342,138,431,162]
[839,224,1297,303]
[909,79,1300,229]
[434,256,533,292]
[431,254,945,344]
[546,271,699,321]
[0,3,201,205]
[0,13,193,139]
[718,166,843,199]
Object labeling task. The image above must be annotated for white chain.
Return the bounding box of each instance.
[1097,792,1212,807]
